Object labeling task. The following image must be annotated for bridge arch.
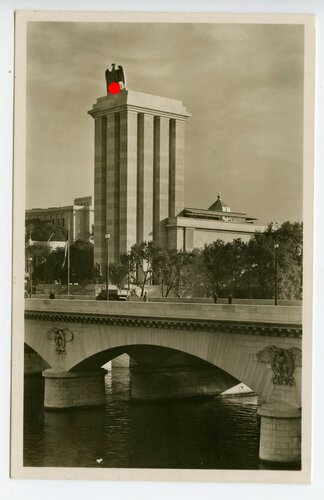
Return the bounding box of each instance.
[25,319,301,405]
[24,343,50,374]
[25,301,302,464]
[73,344,241,399]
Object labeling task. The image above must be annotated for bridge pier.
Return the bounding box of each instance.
[258,402,301,464]
[42,368,107,410]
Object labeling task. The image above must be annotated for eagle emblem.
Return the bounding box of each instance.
[105,63,126,92]
[257,346,302,385]
[47,327,74,355]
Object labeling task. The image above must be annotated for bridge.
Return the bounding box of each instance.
[25,299,302,464]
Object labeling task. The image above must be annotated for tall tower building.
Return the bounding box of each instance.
[88,75,190,268]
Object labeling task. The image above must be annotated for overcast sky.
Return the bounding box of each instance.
[26,21,304,224]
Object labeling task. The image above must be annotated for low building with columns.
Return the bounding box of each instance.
[26,196,94,244]
[88,71,264,268]
[168,194,265,251]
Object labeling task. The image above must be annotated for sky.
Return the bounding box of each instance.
[26,21,304,224]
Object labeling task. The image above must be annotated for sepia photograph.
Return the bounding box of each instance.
[11,11,315,483]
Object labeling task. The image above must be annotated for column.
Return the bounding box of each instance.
[167,226,185,250]
[119,110,138,253]
[153,117,169,247]
[169,119,185,217]
[137,113,154,243]
[258,402,301,463]
[106,113,120,263]
[42,368,107,409]
[184,227,195,251]
[94,117,107,267]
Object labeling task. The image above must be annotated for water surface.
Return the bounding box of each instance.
[24,368,300,470]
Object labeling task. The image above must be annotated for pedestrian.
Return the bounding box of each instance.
[143,291,149,302]
[49,291,55,299]
[213,291,218,304]
[228,293,232,304]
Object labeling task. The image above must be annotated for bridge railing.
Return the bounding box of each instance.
[25,299,301,325]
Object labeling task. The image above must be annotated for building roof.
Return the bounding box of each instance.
[182,207,257,223]
[208,193,229,212]
[180,193,258,224]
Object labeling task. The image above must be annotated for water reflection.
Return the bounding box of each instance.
[23,369,299,470]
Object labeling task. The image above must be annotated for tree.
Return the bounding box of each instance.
[201,240,228,295]
[199,239,248,297]
[245,231,274,298]
[26,243,51,284]
[191,223,302,300]
[245,222,303,300]
[41,246,66,283]
[26,218,67,241]
[272,222,302,300]
[127,241,164,296]
[108,262,129,289]
[154,248,194,297]
[180,248,207,298]
[31,240,94,284]
[223,239,246,295]
[69,240,94,283]
[91,263,104,284]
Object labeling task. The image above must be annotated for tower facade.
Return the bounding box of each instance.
[88,89,190,268]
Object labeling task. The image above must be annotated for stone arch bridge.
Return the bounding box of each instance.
[25,299,302,464]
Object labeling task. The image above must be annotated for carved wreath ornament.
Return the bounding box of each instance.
[47,327,74,355]
[257,346,302,386]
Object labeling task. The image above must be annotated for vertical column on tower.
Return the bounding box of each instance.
[153,117,170,247]
[169,119,185,217]
[119,109,138,254]
[106,113,120,263]
[93,116,107,267]
[137,113,154,244]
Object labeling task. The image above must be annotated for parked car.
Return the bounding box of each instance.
[96,289,126,301]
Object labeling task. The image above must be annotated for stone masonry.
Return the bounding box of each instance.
[88,90,190,268]
[43,368,107,409]
[25,300,302,462]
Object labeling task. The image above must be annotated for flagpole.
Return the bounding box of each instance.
[67,217,70,296]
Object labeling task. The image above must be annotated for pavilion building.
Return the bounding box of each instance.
[88,72,264,268]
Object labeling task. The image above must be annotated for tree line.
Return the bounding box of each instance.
[25,220,302,300]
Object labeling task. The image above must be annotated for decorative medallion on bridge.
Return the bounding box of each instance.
[257,346,302,385]
[47,327,74,355]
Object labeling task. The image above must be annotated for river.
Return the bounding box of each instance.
[24,367,300,470]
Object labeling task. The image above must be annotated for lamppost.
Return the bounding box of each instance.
[127,253,131,298]
[297,245,303,297]
[248,263,257,299]
[274,243,279,306]
[27,256,33,298]
[105,233,110,300]
[177,266,181,298]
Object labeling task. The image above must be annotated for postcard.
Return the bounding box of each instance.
[11,10,315,483]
